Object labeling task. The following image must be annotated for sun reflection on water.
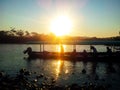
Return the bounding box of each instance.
[56,60,61,79]
[55,60,65,79]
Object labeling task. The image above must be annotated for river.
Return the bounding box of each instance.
[0,44,120,90]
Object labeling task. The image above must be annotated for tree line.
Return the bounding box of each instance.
[0,28,120,44]
[0,28,56,43]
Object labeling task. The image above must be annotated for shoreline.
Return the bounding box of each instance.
[0,69,111,90]
[0,40,120,45]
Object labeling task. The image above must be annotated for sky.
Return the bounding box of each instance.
[0,0,120,37]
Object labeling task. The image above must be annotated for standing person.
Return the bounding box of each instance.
[60,44,64,56]
[90,46,97,57]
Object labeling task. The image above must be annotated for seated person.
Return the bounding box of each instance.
[106,46,112,55]
[73,49,76,53]
[83,49,87,57]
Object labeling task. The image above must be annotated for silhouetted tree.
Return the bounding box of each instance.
[16,30,24,37]
[0,31,7,37]
[25,31,30,36]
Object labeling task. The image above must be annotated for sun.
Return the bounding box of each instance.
[50,15,72,36]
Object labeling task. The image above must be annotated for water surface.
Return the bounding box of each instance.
[0,44,120,90]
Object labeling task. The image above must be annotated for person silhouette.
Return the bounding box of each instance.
[83,49,87,57]
[24,47,32,55]
[60,44,64,56]
[90,46,97,57]
[106,46,112,56]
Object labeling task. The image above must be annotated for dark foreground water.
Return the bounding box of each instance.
[0,44,120,90]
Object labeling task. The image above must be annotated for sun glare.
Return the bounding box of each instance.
[50,15,72,36]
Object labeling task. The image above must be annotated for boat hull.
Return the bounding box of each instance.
[26,52,120,62]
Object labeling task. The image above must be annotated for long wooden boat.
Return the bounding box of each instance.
[24,47,120,62]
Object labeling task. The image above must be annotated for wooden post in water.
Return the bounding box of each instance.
[112,46,114,52]
[73,40,76,52]
[43,43,44,52]
[40,44,41,52]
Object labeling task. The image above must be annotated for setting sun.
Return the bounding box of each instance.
[50,15,72,36]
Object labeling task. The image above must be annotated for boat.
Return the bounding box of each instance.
[24,47,120,62]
